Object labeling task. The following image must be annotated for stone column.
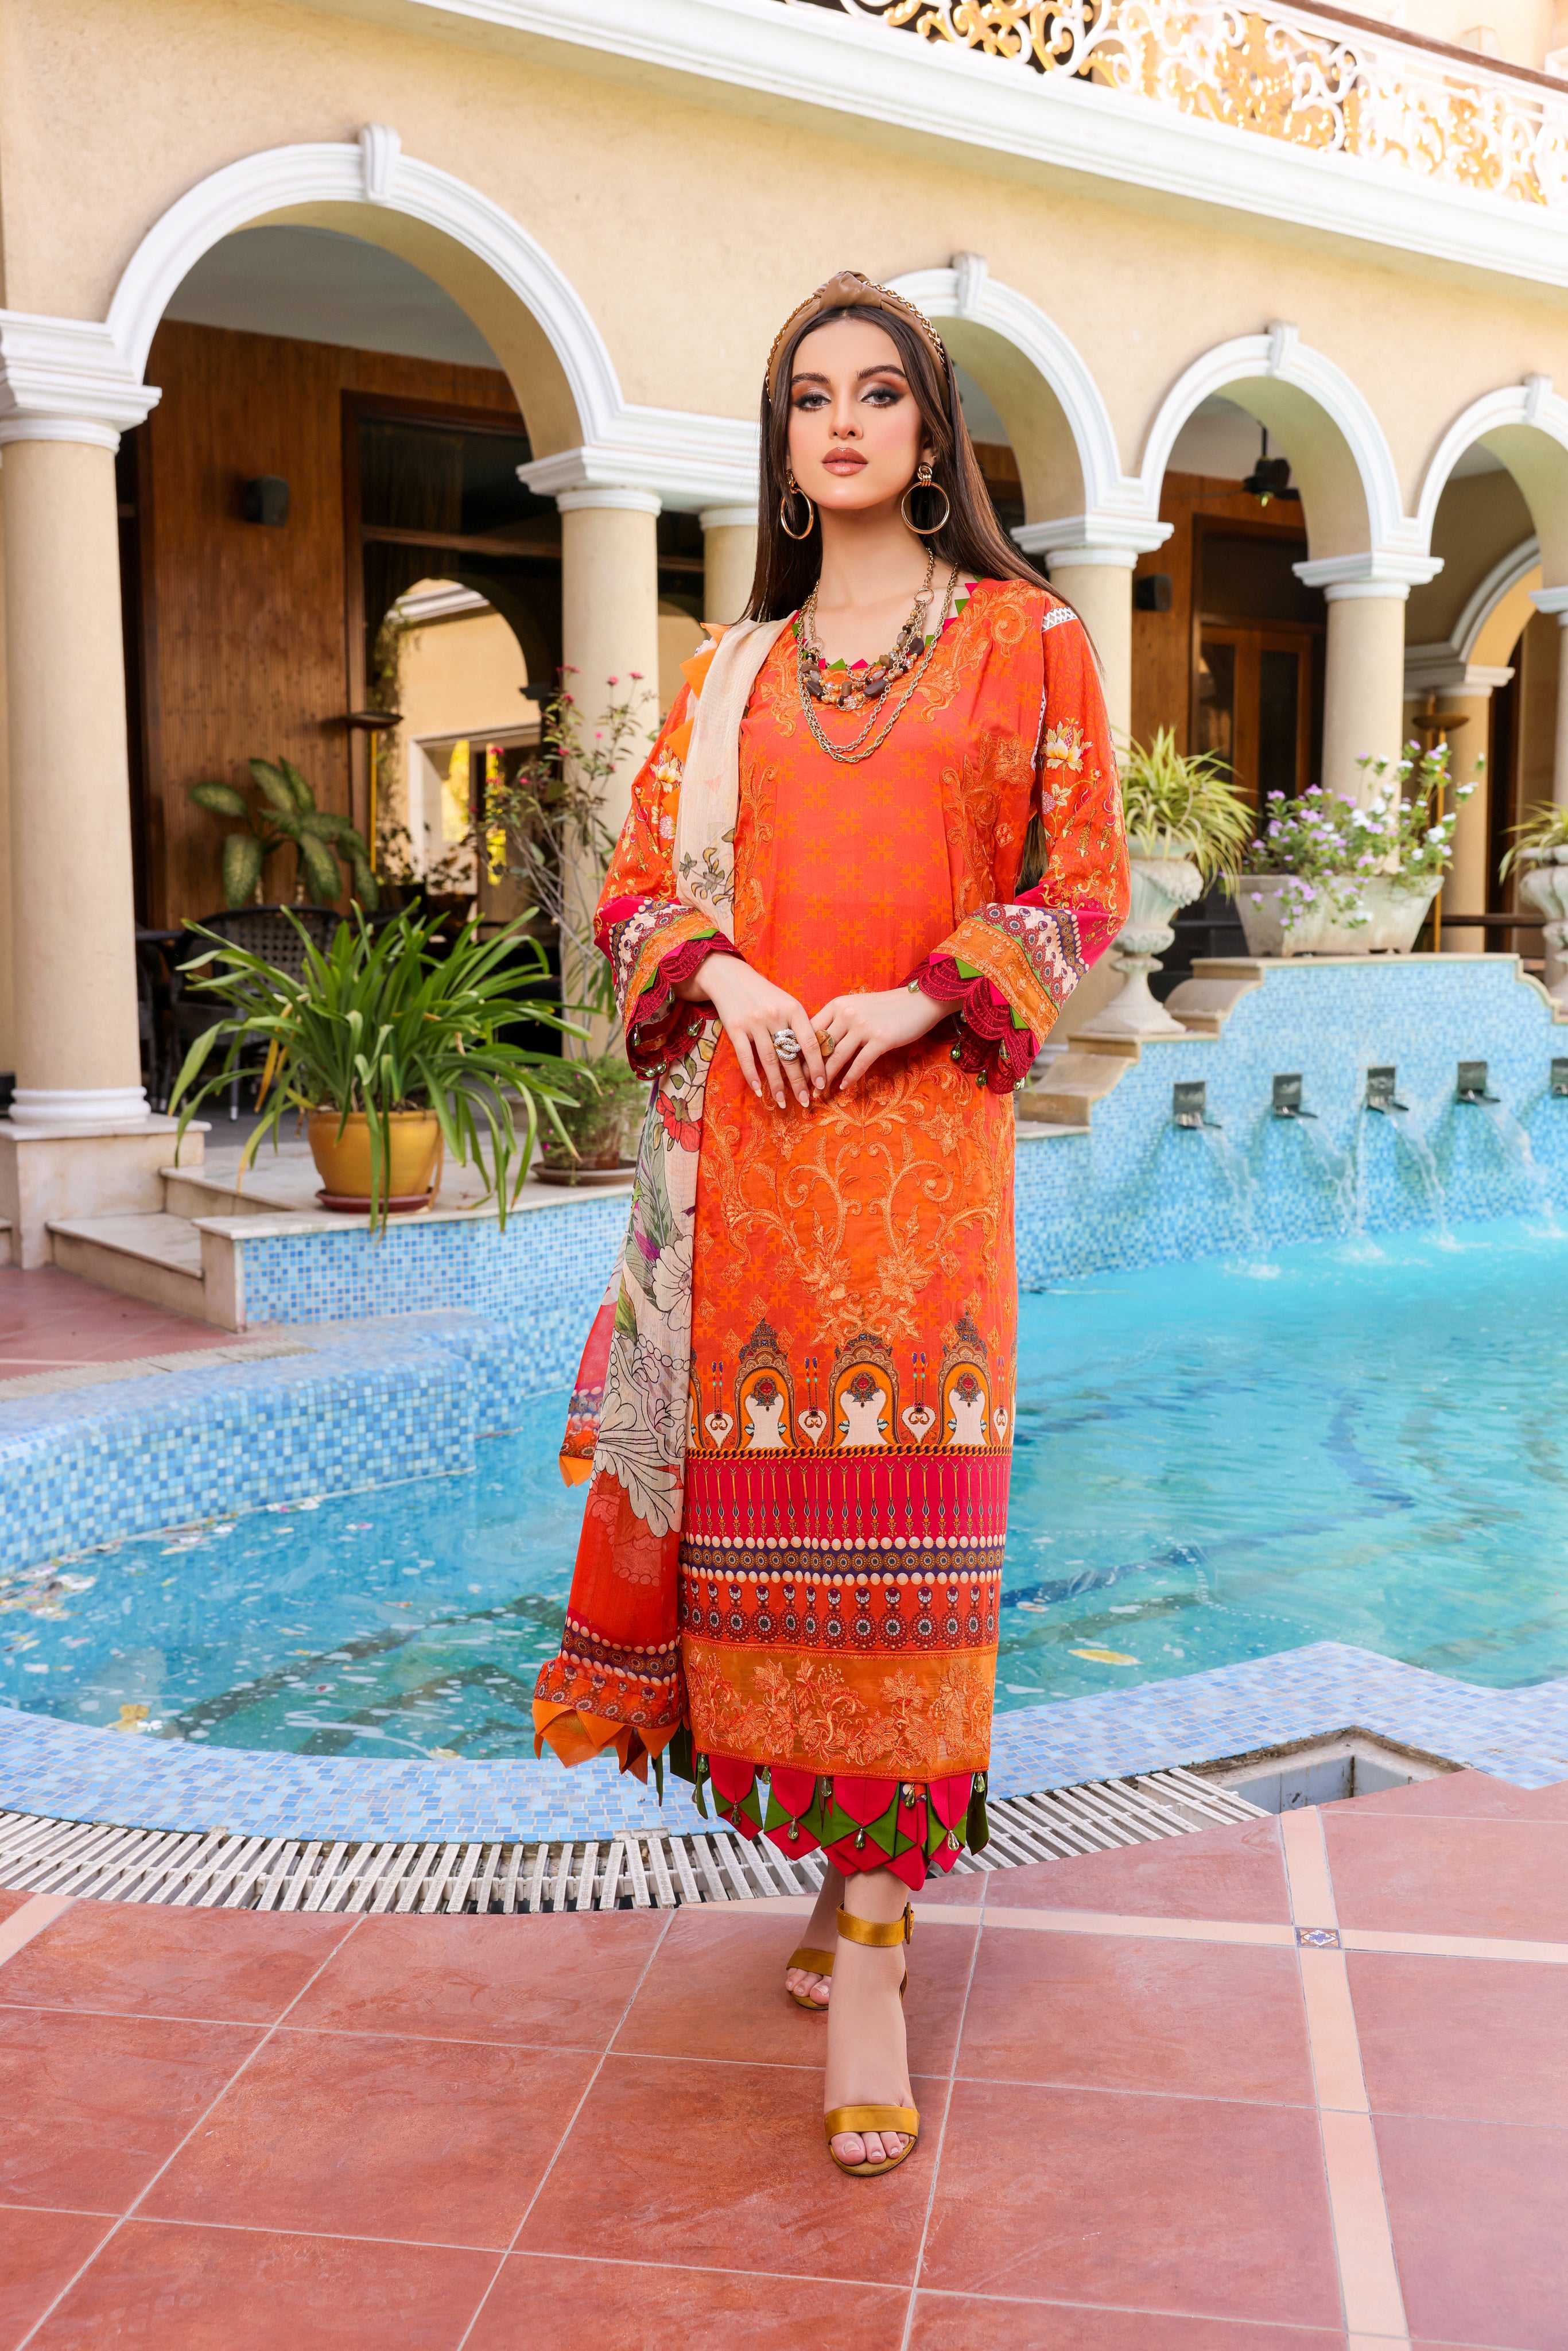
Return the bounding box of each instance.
[557,486,662,842]
[1,431,148,1124]
[0,471,12,1085]
[1296,556,1441,804]
[1433,685,1502,951]
[1014,517,1172,746]
[700,505,758,627]
[556,486,661,1049]
[1530,587,1568,990]
[1531,588,1568,810]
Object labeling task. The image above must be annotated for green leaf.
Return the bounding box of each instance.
[299,836,343,907]
[301,809,355,841]
[349,859,380,911]
[221,831,265,909]
[278,758,317,814]
[249,759,297,816]
[190,780,251,818]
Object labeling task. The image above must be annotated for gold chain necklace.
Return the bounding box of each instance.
[798,549,935,716]
[795,562,961,767]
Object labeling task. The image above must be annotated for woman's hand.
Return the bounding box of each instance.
[811,985,948,1091]
[674,952,826,1107]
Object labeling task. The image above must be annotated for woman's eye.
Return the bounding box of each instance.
[863,385,902,406]
[793,390,829,410]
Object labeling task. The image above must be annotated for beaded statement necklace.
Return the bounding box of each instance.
[795,561,962,767]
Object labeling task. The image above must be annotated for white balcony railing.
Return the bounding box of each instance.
[800,0,1568,210]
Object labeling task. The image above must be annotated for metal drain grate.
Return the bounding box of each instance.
[0,1768,1263,1917]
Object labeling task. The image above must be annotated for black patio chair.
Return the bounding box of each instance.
[170,905,344,1119]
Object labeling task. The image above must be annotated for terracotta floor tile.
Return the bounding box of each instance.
[1340,1769,1555,1822]
[29,2220,496,2349]
[909,2296,1346,2349]
[0,2007,258,2214]
[984,1814,1290,1924]
[286,1910,662,2049]
[0,1268,223,1361]
[471,2252,910,2349]
[959,1929,1314,2105]
[0,1890,30,1924]
[1350,1951,1568,2127]
[143,2030,595,2249]
[911,1868,984,1907]
[519,2051,930,2284]
[0,2205,112,2342]
[1324,1813,1568,1940]
[0,1900,355,2026]
[921,2080,1340,2326]
[1378,2112,1568,2350]
[614,1904,975,2074]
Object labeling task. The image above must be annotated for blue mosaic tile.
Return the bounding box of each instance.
[1016,956,1568,1283]
[2,1640,1562,1843]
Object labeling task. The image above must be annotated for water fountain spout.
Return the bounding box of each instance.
[1271,1073,1317,1120]
[1366,1066,1408,1115]
[1171,1080,1220,1130]
[1551,1057,1568,1099]
[1456,1060,1500,1105]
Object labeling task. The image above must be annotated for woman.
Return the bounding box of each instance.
[535,270,1128,2177]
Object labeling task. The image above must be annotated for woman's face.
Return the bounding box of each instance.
[785,316,932,518]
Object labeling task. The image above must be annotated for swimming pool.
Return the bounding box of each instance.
[5,1217,1566,1758]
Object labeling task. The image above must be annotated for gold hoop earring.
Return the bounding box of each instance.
[780,470,816,541]
[901,461,951,538]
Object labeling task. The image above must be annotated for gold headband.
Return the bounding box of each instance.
[764,270,949,401]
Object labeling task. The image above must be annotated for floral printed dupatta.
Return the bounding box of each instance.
[532,619,788,1778]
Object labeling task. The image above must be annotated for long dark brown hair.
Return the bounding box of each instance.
[744,298,1055,623]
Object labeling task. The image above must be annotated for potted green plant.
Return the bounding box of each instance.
[1092,729,1255,1037]
[1235,743,1477,957]
[170,908,587,1224]
[189,757,378,910]
[537,1054,651,1184]
[1501,800,1568,1006]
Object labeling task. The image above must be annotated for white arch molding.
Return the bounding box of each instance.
[1415,378,1568,588]
[100,128,756,507]
[1136,324,1433,584]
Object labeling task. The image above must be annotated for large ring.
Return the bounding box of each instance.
[816,1029,836,1058]
[773,1027,802,1060]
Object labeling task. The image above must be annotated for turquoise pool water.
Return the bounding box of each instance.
[6,1218,1567,1757]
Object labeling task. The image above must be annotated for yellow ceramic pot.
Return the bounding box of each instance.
[307,1108,443,1211]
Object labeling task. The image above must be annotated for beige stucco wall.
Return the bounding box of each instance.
[7,0,1568,545]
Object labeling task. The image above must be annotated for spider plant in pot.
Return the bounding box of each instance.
[1095,729,1255,1037]
[537,1054,650,1182]
[169,909,587,1225]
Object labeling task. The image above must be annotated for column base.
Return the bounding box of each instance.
[9,1085,150,1127]
[0,1112,197,1270]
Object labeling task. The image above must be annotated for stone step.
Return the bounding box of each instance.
[161,1166,299,1220]
[46,1212,222,1324]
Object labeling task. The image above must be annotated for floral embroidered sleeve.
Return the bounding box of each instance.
[595,650,741,1079]
[911,599,1130,1092]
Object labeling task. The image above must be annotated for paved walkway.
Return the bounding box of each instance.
[0,1267,227,1372]
[1,1770,1563,2348]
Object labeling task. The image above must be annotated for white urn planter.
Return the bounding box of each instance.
[1091,851,1205,1037]
[1517,848,1568,1006]
[1234,872,1438,959]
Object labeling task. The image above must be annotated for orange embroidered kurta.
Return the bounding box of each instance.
[535,580,1127,1885]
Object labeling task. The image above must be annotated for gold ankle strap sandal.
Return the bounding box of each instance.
[822,1903,919,2174]
[824,2101,921,2178]
[836,1902,911,2001]
[785,1945,835,2011]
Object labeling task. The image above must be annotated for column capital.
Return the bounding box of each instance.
[1013,512,1173,568]
[1531,585,1568,622]
[0,312,160,451]
[699,505,758,533]
[1404,646,1514,699]
[518,413,757,511]
[1294,550,1442,601]
[554,484,662,518]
